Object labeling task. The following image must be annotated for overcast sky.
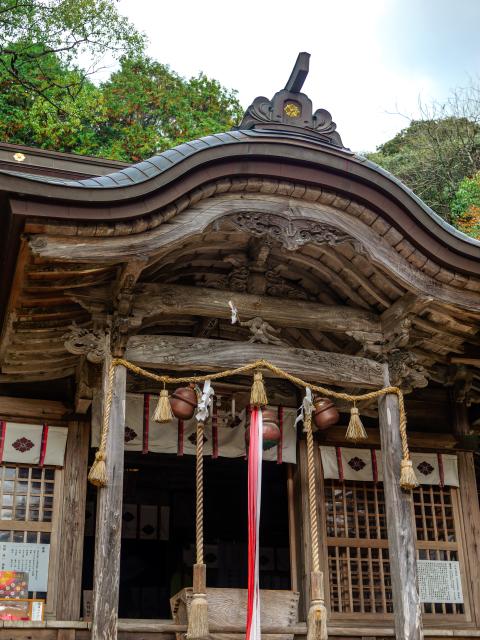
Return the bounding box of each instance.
[117,0,480,152]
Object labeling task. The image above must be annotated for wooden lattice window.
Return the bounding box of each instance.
[324,479,469,619]
[414,485,464,615]
[0,464,63,608]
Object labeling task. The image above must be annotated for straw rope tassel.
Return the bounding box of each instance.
[187,418,209,640]
[345,403,367,442]
[250,370,268,407]
[305,410,328,640]
[153,385,174,423]
[88,361,116,488]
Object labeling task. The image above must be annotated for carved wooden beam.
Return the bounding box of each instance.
[125,335,385,387]
[74,357,95,414]
[31,195,480,310]
[381,292,433,328]
[131,283,382,335]
[351,293,433,393]
[111,259,148,356]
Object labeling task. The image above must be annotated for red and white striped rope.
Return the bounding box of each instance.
[246,408,263,640]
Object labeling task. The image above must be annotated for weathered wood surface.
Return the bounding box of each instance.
[451,357,480,366]
[3,621,480,638]
[378,364,423,640]
[125,335,385,387]
[172,587,299,628]
[318,427,460,451]
[295,441,312,620]
[92,355,126,640]
[4,180,480,394]
[132,283,382,335]
[29,194,480,311]
[457,452,480,626]
[56,421,90,620]
[452,401,480,626]
[287,465,299,592]
[0,395,70,423]
[380,292,433,330]
[0,631,58,640]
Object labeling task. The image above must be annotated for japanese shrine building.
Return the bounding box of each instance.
[0,53,479,640]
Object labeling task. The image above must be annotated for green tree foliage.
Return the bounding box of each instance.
[0,1,243,162]
[0,48,106,155]
[366,84,480,236]
[451,172,480,239]
[367,116,480,221]
[97,56,244,161]
[0,0,144,107]
[0,51,243,161]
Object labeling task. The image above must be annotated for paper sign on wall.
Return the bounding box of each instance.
[0,543,50,592]
[417,560,463,603]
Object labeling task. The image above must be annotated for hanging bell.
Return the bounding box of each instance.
[170,384,198,420]
[245,409,281,451]
[312,396,339,430]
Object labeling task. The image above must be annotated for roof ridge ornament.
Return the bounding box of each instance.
[236,52,345,149]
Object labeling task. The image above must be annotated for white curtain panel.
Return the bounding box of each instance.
[1,422,67,466]
[92,393,298,463]
[320,446,459,487]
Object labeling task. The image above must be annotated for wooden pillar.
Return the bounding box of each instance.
[294,440,312,619]
[287,464,299,593]
[56,420,90,620]
[457,450,480,624]
[452,395,480,625]
[294,440,328,619]
[378,364,423,640]
[92,356,126,640]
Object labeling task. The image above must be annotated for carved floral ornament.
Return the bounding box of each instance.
[237,87,345,148]
[197,267,309,300]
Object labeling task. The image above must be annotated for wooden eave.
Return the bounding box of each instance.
[0,132,478,405]
[0,132,479,271]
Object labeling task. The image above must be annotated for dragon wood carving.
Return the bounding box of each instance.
[63,323,108,363]
[229,212,364,253]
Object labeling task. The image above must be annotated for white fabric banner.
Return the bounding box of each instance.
[44,426,68,466]
[92,393,297,463]
[3,423,42,464]
[0,422,67,466]
[320,446,459,487]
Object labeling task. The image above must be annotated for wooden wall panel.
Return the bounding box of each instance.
[56,421,90,620]
[457,452,480,626]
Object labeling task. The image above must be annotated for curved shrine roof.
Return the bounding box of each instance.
[0,128,479,273]
[0,53,479,394]
[0,128,476,246]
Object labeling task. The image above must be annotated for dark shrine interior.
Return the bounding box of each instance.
[82,452,291,619]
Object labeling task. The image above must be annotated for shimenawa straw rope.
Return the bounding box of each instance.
[88,357,417,490]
